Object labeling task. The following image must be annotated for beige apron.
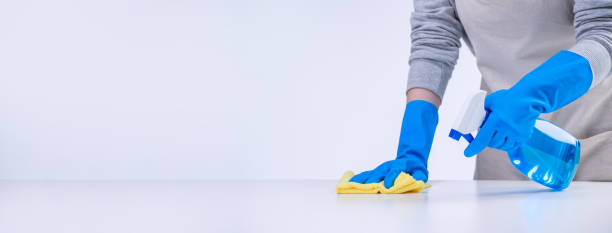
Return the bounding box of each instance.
[454,0,612,181]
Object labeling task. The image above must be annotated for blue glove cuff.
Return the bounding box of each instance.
[510,50,593,115]
[396,100,438,168]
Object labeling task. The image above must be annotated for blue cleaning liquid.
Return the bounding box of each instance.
[506,119,580,190]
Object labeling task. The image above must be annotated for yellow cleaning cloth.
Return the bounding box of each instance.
[336,171,431,194]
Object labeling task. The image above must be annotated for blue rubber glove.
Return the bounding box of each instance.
[349,100,438,188]
[464,50,593,157]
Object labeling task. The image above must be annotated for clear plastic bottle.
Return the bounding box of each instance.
[506,119,580,190]
[450,91,580,190]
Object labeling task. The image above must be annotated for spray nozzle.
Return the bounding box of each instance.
[449,90,487,143]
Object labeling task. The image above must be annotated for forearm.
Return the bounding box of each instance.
[407,87,441,108]
[570,1,612,87]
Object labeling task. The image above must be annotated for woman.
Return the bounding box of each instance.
[349,0,612,188]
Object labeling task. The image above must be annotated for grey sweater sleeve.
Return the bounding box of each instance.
[406,0,464,99]
[569,1,612,87]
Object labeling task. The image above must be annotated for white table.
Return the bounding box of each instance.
[0,180,610,233]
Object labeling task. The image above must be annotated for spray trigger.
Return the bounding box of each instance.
[449,129,474,143]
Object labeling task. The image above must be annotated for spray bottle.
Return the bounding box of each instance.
[449,90,580,190]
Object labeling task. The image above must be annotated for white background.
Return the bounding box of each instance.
[0,0,480,180]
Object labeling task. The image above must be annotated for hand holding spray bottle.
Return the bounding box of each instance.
[450,90,580,190]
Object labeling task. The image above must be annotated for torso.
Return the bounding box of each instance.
[454,0,612,181]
